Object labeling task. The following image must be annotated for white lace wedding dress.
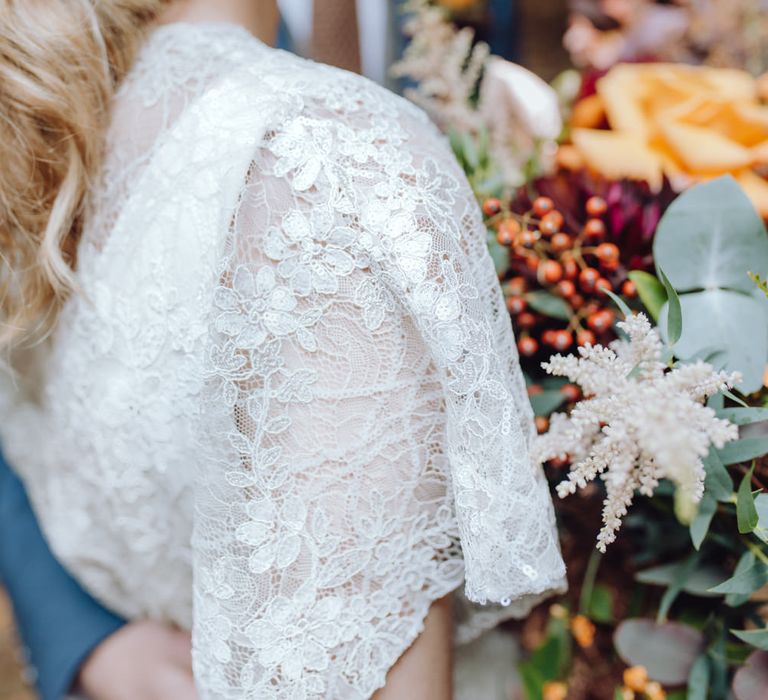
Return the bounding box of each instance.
[0,22,566,699]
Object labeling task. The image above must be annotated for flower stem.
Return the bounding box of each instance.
[579,547,603,615]
[744,538,768,566]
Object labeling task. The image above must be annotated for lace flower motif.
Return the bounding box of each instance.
[244,587,348,692]
[265,208,358,297]
[214,265,301,348]
[532,313,741,551]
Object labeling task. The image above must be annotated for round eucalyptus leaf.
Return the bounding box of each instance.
[653,175,768,294]
[614,619,704,685]
[659,289,768,393]
[732,650,768,700]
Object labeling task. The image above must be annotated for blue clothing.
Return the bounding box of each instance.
[0,453,125,700]
[487,0,519,61]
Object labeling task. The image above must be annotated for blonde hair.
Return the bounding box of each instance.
[0,0,168,349]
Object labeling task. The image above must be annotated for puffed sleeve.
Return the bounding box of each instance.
[190,76,566,699]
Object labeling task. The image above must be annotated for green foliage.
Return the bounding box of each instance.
[614,619,704,684]
[486,230,509,275]
[731,628,768,651]
[518,616,571,699]
[497,151,768,700]
[636,561,724,599]
[750,271,768,298]
[687,654,711,700]
[703,449,735,503]
[717,407,768,426]
[653,175,768,392]
[603,288,633,319]
[753,494,768,544]
[627,270,666,321]
[587,584,615,623]
[720,438,768,466]
[449,126,505,200]
[689,493,717,550]
[710,559,768,596]
[657,267,682,346]
[528,389,566,417]
[525,290,571,321]
[736,465,759,534]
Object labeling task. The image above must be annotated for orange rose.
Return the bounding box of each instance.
[566,63,768,216]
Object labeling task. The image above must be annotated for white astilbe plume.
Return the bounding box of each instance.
[532,313,741,552]
[391,0,488,133]
[391,1,562,187]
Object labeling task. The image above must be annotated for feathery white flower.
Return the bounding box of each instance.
[533,313,740,551]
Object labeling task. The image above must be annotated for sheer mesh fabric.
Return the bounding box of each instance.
[0,22,566,699]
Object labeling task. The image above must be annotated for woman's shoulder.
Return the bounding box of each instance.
[232,40,437,143]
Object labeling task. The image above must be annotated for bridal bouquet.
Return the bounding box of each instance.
[398,3,768,698]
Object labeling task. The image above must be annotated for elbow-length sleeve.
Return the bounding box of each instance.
[191,76,566,699]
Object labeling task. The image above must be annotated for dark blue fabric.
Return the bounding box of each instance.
[0,452,126,700]
[487,0,519,61]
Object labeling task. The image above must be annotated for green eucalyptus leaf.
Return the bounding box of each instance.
[588,584,614,623]
[652,176,768,394]
[653,175,768,294]
[710,559,768,595]
[658,267,682,345]
[518,661,544,700]
[525,290,571,321]
[717,407,768,426]
[726,552,756,607]
[448,128,463,160]
[703,449,734,502]
[636,561,724,597]
[476,126,489,164]
[461,131,480,170]
[737,465,759,534]
[628,270,666,321]
[614,619,704,685]
[657,554,700,621]
[732,628,768,651]
[719,437,768,465]
[687,654,710,700]
[528,634,563,681]
[529,389,567,417]
[475,172,505,199]
[690,493,718,550]
[687,345,728,367]
[723,388,750,408]
[659,290,768,394]
[708,392,725,410]
[603,289,632,319]
[486,233,509,275]
[753,493,768,544]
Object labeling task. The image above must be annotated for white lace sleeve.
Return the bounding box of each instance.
[192,72,566,698]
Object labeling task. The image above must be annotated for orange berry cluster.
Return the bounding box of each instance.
[483,194,637,361]
[621,666,666,700]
